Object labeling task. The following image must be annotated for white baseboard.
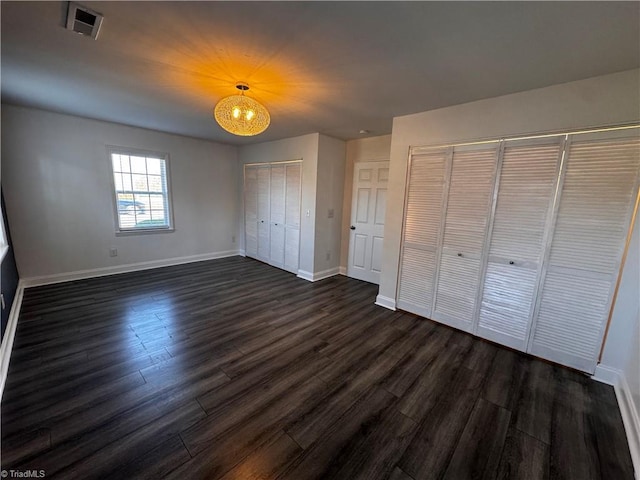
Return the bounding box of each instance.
[593,364,640,478]
[21,250,242,287]
[375,294,396,311]
[313,267,340,281]
[297,267,341,282]
[592,364,619,386]
[296,270,314,282]
[0,280,25,400]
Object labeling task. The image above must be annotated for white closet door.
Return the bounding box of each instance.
[477,138,563,350]
[284,227,300,273]
[433,144,498,331]
[529,130,640,373]
[270,224,285,267]
[257,166,271,262]
[284,163,301,273]
[244,161,301,274]
[397,148,450,318]
[244,165,259,258]
[269,165,286,268]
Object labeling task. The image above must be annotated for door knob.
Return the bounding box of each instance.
[350,226,356,230]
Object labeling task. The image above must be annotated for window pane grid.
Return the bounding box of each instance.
[110,150,171,232]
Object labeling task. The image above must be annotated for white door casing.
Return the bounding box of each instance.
[347,161,389,284]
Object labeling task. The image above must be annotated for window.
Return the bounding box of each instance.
[109,147,174,234]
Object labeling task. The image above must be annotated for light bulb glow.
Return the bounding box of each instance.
[214,92,270,136]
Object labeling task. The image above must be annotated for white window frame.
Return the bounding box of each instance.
[107,146,175,235]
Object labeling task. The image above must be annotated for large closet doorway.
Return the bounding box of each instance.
[396,127,640,373]
[244,161,302,274]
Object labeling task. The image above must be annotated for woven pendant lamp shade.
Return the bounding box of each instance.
[214,83,270,136]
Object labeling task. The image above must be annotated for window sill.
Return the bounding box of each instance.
[115,227,175,237]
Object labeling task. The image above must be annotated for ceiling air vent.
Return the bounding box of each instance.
[66,2,103,39]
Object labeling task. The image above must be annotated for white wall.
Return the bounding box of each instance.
[379,69,640,304]
[2,105,239,280]
[238,133,320,275]
[340,135,391,269]
[314,135,346,273]
[602,208,640,421]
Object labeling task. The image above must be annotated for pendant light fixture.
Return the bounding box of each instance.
[214,83,270,136]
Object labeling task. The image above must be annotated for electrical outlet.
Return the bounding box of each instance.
[232,235,236,243]
[109,248,118,257]
[326,252,331,261]
[328,208,334,219]
[306,209,311,217]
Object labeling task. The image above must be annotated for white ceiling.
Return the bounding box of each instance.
[2,1,638,145]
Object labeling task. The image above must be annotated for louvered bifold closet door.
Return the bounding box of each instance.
[284,163,302,274]
[244,165,259,258]
[269,165,286,268]
[397,147,450,318]
[529,129,640,373]
[257,166,271,262]
[476,138,563,350]
[433,143,498,331]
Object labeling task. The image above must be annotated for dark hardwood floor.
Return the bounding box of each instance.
[1,256,634,479]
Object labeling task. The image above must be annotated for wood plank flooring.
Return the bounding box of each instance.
[1,256,634,479]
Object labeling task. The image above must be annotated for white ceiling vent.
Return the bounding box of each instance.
[66,2,103,39]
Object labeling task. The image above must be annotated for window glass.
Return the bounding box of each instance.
[109,148,173,233]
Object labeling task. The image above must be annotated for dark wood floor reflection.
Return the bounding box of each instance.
[1,257,634,479]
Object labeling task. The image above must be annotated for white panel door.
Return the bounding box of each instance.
[284,163,302,273]
[397,148,450,317]
[347,161,389,284]
[476,138,563,350]
[257,166,271,262]
[529,130,640,373]
[269,165,286,268]
[244,165,258,258]
[433,144,498,331]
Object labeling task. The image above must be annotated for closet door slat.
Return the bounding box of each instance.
[397,149,449,317]
[244,165,258,258]
[530,132,640,373]
[477,139,562,350]
[441,148,497,253]
[257,166,271,262]
[285,164,302,228]
[433,145,497,331]
[284,163,302,273]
